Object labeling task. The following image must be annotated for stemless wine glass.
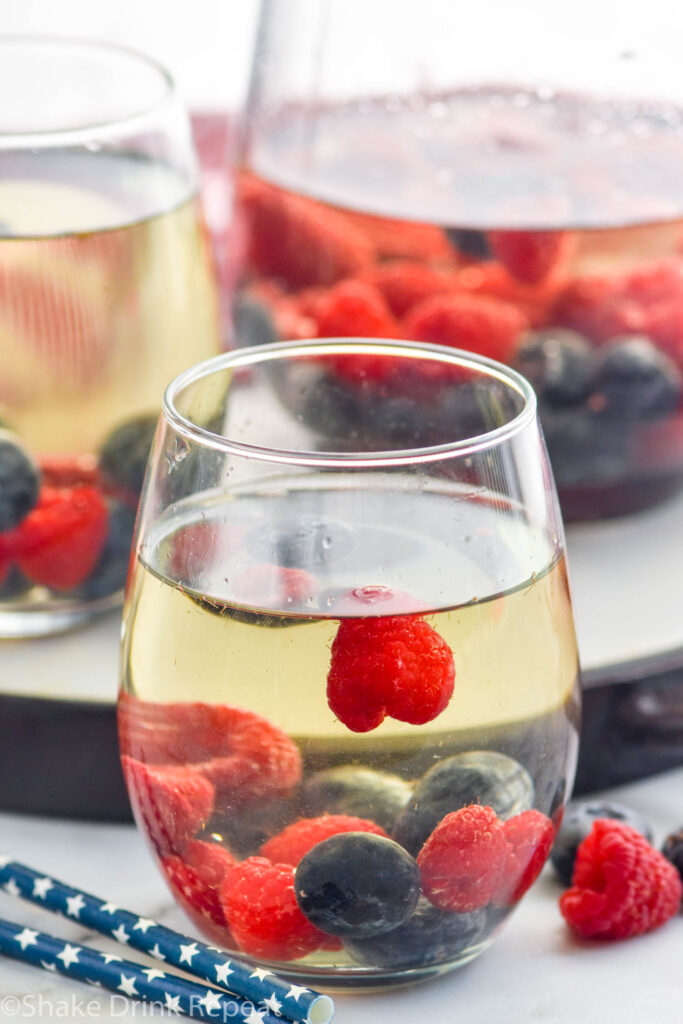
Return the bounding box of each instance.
[119,338,580,989]
[0,37,220,637]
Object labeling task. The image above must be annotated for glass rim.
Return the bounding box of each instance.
[162,339,537,469]
[0,35,174,144]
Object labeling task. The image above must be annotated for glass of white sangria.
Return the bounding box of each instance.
[119,338,580,989]
[0,37,220,636]
[232,0,683,522]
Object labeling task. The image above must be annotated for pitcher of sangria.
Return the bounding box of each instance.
[231,0,683,522]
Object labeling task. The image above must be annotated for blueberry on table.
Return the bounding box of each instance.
[514,329,596,407]
[393,750,534,856]
[74,499,137,599]
[0,430,41,531]
[592,335,682,421]
[344,897,487,969]
[294,832,421,937]
[550,800,654,886]
[300,766,413,833]
[98,414,158,498]
[662,828,683,881]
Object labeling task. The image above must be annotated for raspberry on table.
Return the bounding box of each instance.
[162,839,236,943]
[550,800,654,887]
[559,819,682,940]
[417,804,507,912]
[221,857,328,960]
[404,291,528,364]
[488,230,575,286]
[260,814,388,866]
[121,755,215,856]
[327,614,455,732]
[493,809,555,907]
[8,484,109,592]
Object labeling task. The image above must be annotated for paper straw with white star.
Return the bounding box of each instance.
[0,917,286,1023]
[0,858,333,1024]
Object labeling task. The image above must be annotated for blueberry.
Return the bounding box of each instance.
[551,800,654,886]
[662,828,683,881]
[232,292,279,348]
[98,414,158,498]
[74,499,137,600]
[294,832,421,937]
[591,335,682,421]
[393,751,534,856]
[345,898,487,969]
[0,430,40,531]
[446,228,492,261]
[300,766,413,833]
[540,407,631,487]
[514,329,596,407]
[246,517,354,570]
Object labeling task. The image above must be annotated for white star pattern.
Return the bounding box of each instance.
[179,941,199,965]
[117,973,138,997]
[132,917,155,933]
[214,961,234,986]
[164,993,181,1013]
[40,960,57,972]
[32,877,54,899]
[243,1010,266,1024]
[142,968,166,982]
[100,902,118,914]
[150,943,166,961]
[56,944,80,969]
[250,968,273,982]
[286,985,310,1001]
[112,924,130,944]
[199,990,223,1014]
[65,894,86,918]
[103,954,122,964]
[15,928,38,951]
[4,878,20,898]
[206,946,224,953]
[261,994,282,1016]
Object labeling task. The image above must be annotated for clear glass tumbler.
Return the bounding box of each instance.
[119,338,580,989]
[0,37,220,637]
[232,0,683,522]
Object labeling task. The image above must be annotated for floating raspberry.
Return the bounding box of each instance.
[162,840,236,944]
[417,804,506,912]
[313,279,402,340]
[362,261,455,318]
[260,814,388,866]
[488,230,575,286]
[118,696,302,806]
[121,755,215,856]
[493,809,555,907]
[8,485,108,591]
[559,819,682,940]
[221,857,328,960]
[404,291,528,364]
[241,177,374,289]
[327,614,455,732]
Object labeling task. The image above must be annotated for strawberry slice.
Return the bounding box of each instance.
[9,485,108,592]
[121,755,215,856]
[488,230,574,286]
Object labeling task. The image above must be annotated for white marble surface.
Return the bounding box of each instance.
[0,767,681,1022]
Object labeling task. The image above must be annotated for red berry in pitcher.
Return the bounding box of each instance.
[404,291,528,364]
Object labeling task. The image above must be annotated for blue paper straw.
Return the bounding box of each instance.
[0,858,334,1024]
[0,917,284,1022]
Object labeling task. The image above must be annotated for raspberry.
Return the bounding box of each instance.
[221,857,327,960]
[241,177,374,289]
[118,696,302,806]
[454,261,562,328]
[162,840,236,944]
[553,274,645,343]
[488,230,575,286]
[344,209,454,263]
[313,279,402,340]
[38,454,101,490]
[417,804,507,912]
[404,291,528,364]
[260,814,388,866]
[362,262,455,318]
[559,819,683,940]
[121,755,215,856]
[327,614,455,732]
[7,485,108,591]
[493,809,555,907]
